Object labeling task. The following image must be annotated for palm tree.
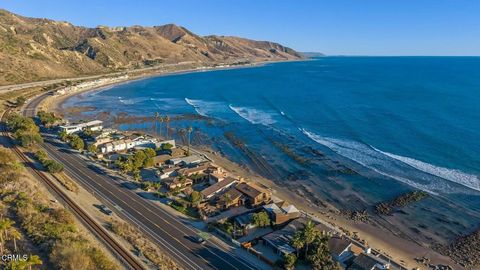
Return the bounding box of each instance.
[291,231,305,258]
[159,115,165,138]
[154,112,160,135]
[164,115,170,139]
[9,228,21,252]
[186,126,193,156]
[0,218,14,253]
[177,128,186,145]
[302,219,317,258]
[26,255,42,270]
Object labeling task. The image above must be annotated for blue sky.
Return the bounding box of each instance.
[2,0,480,56]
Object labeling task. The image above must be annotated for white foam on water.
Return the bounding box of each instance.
[229,105,277,125]
[299,128,478,195]
[185,98,225,117]
[373,147,480,192]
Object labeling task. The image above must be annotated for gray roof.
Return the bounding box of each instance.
[328,236,352,257]
[348,253,385,270]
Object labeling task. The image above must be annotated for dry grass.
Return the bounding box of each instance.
[109,220,182,270]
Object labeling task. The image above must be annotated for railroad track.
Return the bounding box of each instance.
[0,109,145,270]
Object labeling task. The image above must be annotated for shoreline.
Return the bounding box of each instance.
[42,60,459,270]
[47,59,307,115]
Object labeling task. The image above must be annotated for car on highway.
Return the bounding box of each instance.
[98,204,113,215]
[191,235,205,244]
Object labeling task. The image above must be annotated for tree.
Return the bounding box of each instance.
[58,130,68,141]
[283,253,297,270]
[9,228,21,252]
[186,126,193,156]
[307,234,340,270]
[164,115,170,138]
[87,144,97,154]
[143,148,156,158]
[252,211,270,227]
[26,255,42,270]
[291,231,305,258]
[131,150,147,169]
[69,136,84,151]
[160,142,173,151]
[302,219,318,258]
[0,218,14,253]
[0,147,22,185]
[189,191,202,206]
[35,150,48,163]
[154,112,160,135]
[16,96,26,107]
[45,160,64,174]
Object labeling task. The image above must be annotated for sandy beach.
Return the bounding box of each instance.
[40,62,463,270]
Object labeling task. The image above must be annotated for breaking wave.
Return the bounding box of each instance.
[185,98,224,117]
[229,105,277,125]
[300,128,479,194]
[373,148,480,191]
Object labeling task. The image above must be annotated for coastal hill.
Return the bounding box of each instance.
[0,9,304,85]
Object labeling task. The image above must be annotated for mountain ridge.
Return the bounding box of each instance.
[0,9,304,85]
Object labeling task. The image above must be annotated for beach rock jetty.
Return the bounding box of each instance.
[375,190,429,215]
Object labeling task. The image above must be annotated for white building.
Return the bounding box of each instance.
[59,120,103,134]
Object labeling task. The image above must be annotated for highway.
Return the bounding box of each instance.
[0,62,198,94]
[24,94,262,270]
[0,110,145,270]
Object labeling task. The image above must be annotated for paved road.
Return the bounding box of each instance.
[24,95,262,270]
[0,62,199,94]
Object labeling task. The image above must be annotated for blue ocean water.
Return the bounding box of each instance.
[63,57,480,218]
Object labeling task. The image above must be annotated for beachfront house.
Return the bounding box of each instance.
[235,182,272,208]
[208,166,228,185]
[178,162,212,183]
[216,188,245,210]
[157,167,179,180]
[59,120,103,134]
[328,236,361,267]
[262,201,300,225]
[260,218,303,256]
[168,155,205,166]
[347,253,390,270]
[201,177,239,200]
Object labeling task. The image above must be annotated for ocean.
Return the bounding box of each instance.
[63,57,480,241]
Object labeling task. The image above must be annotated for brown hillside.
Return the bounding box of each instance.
[0,9,303,85]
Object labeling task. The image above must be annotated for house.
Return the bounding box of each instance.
[168,155,205,166]
[235,182,272,207]
[59,120,103,134]
[178,162,211,182]
[263,201,300,225]
[201,177,239,200]
[100,142,114,154]
[348,253,390,270]
[261,218,304,256]
[152,148,185,167]
[112,140,127,152]
[216,188,244,210]
[208,166,228,185]
[161,177,193,191]
[234,212,256,232]
[328,236,355,267]
[157,167,178,180]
